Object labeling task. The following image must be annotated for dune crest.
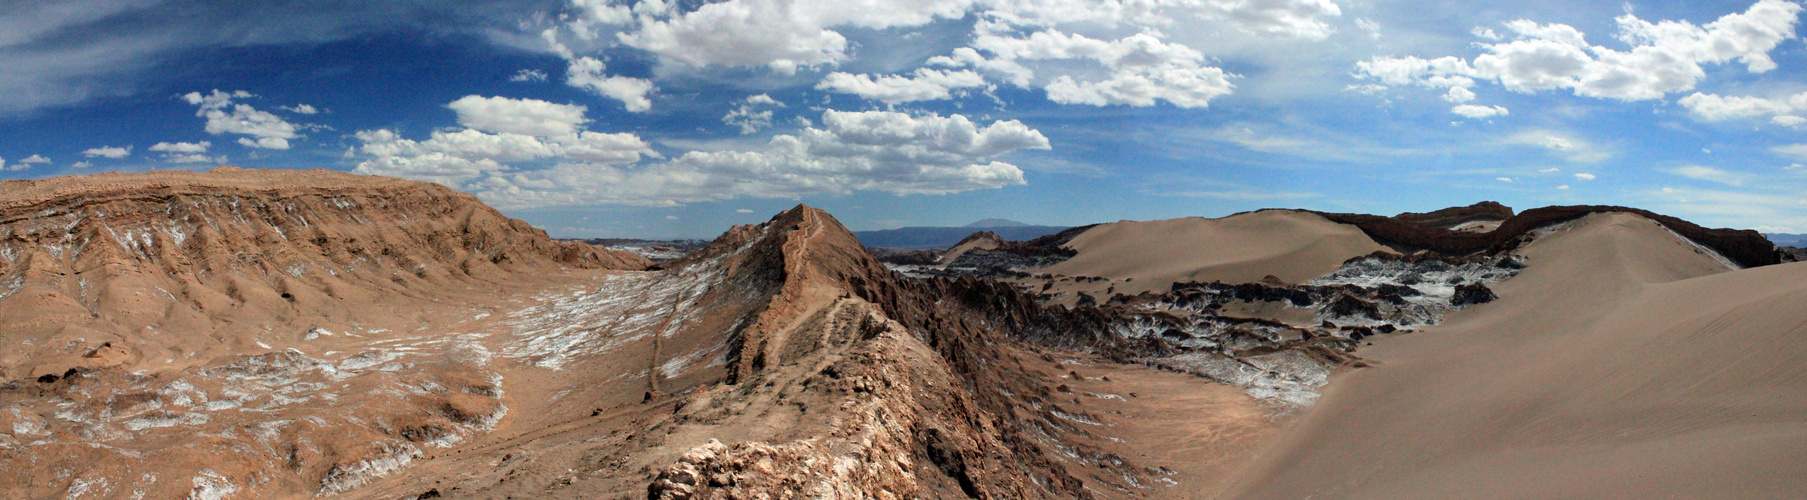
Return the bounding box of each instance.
[1042,210,1390,296]
[1224,212,1807,498]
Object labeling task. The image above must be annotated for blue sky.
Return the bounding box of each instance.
[2,0,1805,238]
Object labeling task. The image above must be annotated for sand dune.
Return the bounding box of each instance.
[1224,212,1807,498]
[1041,210,1389,296]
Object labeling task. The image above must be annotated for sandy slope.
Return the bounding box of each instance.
[1224,212,1807,498]
[1041,210,1388,296]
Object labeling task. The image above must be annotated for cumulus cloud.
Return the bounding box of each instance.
[613,0,974,73]
[1355,0,1803,107]
[1443,86,1476,103]
[360,106,1046,209]
[510,69,548,82]
[447,95,590,136]
[0,158,16,171]
[983,0,1342,39]
[181,90,305,149]
[1452,104,1508,119]
[817,69,990,104]
[353,128,655,183]
[466,110,1044,208]
[20,154,51,165]
[1201,0,1343,40]
[736,208,755,213]
[936,28,1236,108]
[354,94,655,186]
[71,161,92,168]
[536,0,1355,116]
[148,141,225,164]
[1575,172,1597,180]
[564,56,655,112]
[82,145,131,158]
[722,94,785,134]
[148,141,210,153]
[1678,91,1807,125]
[280,103,319,114]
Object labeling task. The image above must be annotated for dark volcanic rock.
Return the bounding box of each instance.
[1326,294,1382,320]
[1393,201,1515,229]
[1450,283,1498,306]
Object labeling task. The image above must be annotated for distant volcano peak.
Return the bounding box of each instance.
[964,218,1029,228]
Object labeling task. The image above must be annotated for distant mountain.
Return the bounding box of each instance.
[1769,233,1807,247]
[965,218,1030,228]
[855,223,1069,249]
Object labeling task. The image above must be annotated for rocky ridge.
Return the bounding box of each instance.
[0,168,649,499]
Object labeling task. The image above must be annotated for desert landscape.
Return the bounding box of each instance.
[0,167,1800,499]
[7,2,1807,497]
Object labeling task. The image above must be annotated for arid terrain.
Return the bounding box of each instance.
[2,168,1802,499]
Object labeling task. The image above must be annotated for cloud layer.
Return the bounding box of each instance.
[354,96,1046,208]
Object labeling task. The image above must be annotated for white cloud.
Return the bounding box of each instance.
[978,0,1341,40]
[1538,167,1560,173]
[1496,177,1513,182]
[20,154,51,164]
[0,158,15,171]
[1452,104,1508,119]
[1443,86,1475,103]
[817,69,990,104]
[149,141,225,164]
[1773,143,1807,159]
[1677,92,1800,121]
[354,95,657,187]
[1775,115,1806,127]
[149,141,210,154]
[1574,172,1597,180]
[564,56,655,112]
[1501,130,1611,162]
[510,69,549,82]
[613,0,974,73]
[1667,165,1745,186]
[944,28,1236,108]
[736,208,755,213]
[1356,0,1804,105]
[385,110,1047,209]
[447,95,590,136]
[70,161,92,168]
[81,145,131,158]
[722,94,785,134]
[181,89,303,149]
[1557,184,1571,189]
[280,103,318,114]
[1199,0,1343,40]
[1355,18,1380,39]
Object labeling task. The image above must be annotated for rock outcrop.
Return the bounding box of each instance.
[1392,201,1514,230]
[0,168,648,499]
[1314,204,1781,268]
[0,167,647,379]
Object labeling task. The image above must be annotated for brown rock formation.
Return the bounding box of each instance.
[1393,201,1514,229]
[0,167,648,379]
